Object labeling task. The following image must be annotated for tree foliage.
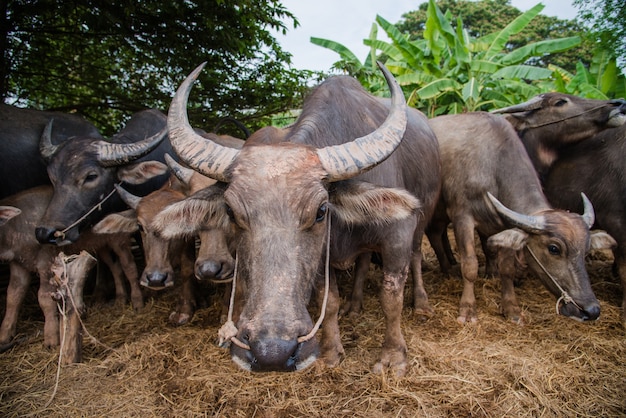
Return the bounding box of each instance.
[396,0,593,73]
[1,0,313,134]
[574,0,626,71]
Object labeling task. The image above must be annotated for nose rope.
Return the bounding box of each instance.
[218,215,332,350]
[523,104,616,130]
[525,245,584,314]
[53,182,123,239]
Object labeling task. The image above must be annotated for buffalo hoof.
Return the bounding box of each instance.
[339,301,362,319]
[413,299,434,318]
[502,305,525,325]
[169,311,192,326]
[372,348,407,377]
[457,303,478,324]
[320,337,344,368]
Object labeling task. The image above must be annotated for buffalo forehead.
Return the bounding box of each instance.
[234,145,326,180]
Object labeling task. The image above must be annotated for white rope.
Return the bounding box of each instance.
[525,245,584,314]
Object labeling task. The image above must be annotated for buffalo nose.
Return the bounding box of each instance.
[195,259,233,281]
[35,226,57,244]
[583,304,601,321]
[245,337,301,372]
[196,260,223,280]
[144,271,170,288]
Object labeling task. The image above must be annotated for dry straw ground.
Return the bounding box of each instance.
[0,239,625,417]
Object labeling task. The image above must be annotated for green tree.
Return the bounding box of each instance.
[396,0,592,73]
[1,0,312,134]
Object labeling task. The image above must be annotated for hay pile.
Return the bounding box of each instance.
[0,242,625,417]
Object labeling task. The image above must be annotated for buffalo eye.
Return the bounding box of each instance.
[554,98,568,107]
[225,205,235,221]
[84,173,98,184]
[547,243,561,255]
[315,203,328,223]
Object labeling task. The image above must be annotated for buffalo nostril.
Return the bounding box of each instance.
[35,227,57,244]
[247,338,300,372]
[584,304,601,321]
[146,272,169,287]
[196,260,223,280]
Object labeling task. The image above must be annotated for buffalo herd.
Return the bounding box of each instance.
[1,63,625,375]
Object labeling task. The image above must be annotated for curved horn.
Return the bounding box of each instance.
[487,192,546,233]
[115,184,142,210]
[164,153,195,186]
[490,95,544,114]
[580,193,595,228]
[316,62,408,182]
[96,126,167,167]
[39,119,60,161]
[168,63,239,183]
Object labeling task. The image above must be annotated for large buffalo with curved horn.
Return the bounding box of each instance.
[425,112,615,325]
[35,109,170,245]
[0,104,103,200]
[157,62,441,375]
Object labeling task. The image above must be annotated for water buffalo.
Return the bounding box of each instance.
[492,93,626,180]
[0,186,142,350]
[542,124,626,325]
[0,104,102,199]
[426,112,615,325]
[113,135,244,325]
[34,109,170,245]
[156,62,441,375]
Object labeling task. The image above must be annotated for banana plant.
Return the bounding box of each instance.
[550,48,626,100]
[310,0,582,116]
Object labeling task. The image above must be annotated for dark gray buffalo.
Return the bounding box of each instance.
[542,124,626,325]
[0,104,102,199]
[156,62,441,375]
[426,112,615,325]
[492,92,626,180]
[34,109,170,245]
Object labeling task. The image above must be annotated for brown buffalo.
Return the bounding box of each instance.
[0,186,141,351]
[155,62,441,375]
[426,112,615,324]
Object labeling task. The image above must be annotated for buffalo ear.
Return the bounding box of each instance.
[590,230,617,250]
[117,161,169,185]
[151,185,229,239]
[487,228,529,251]
[91,210,138,234]
[0,206,21,226]
[329,180,420,226]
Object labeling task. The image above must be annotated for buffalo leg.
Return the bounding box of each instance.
[110,239,144,310]
[411,230,433,316]
[96,249,128,307]
[317,268,343,367]
[373,266,409,376]
[496,247,524,324]
[340,253,370,318]
[169,240,197,325]
[452,216,479,323]
[0,263,32,344]
[617,247,626,327]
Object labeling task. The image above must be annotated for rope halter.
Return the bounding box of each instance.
[525,245,584,315]
[218,215,331,350]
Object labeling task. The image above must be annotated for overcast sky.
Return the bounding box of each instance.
[274,1,579,72]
